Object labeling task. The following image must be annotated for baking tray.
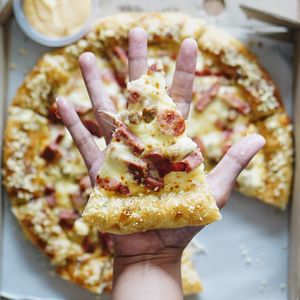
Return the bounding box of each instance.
[0,2,295,300]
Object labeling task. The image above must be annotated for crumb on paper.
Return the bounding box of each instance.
[259,279,268,293]
[19,47,28,56]
[245,256,252,266]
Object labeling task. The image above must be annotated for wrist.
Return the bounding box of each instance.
[112,249,183,300]
[113,247,183,267]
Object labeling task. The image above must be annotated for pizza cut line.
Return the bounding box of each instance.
[2,12,293,296]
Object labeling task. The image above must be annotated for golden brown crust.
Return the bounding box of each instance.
[2,12,293,296]
[83,185,221,234]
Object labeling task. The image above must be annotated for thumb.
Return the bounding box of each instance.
[207,133,266,208]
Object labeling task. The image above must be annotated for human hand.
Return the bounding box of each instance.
[57,27,265,299]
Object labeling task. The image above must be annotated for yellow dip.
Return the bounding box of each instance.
[23,0,91,38]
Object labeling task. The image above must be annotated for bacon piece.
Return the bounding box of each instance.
[70,192,87,210]
[181,148,204,172]
[48,102,61,123]
[40,143,62,163]
[158,149,203,177]
[113,46,128,66]
[221,93,251,115]
[114,122,144,155]
[98,232,113,254]
[158,162,185,177]
[144,151,169,167]
[59,210,79,230]
[82,119,102,137]
[79,175,91,192]
[128,91,141,104]
[195,82,220,112]
[82,236,95,253]
[46,194,56,208]
[128,161,148,180]
[144,176,164,191]
[97,176,130,196]
[157,110,185,136]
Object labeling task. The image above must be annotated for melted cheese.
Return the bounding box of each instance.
[97,70,206,196]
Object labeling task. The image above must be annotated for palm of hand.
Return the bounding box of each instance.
[57,28,265,257]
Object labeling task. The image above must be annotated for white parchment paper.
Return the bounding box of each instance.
[1,19,293,300]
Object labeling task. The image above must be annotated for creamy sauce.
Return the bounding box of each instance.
[23,0,91,38]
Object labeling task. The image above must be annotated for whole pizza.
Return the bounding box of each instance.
[2,13,293,295]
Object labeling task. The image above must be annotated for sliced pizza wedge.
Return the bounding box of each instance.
[82,68,221,234]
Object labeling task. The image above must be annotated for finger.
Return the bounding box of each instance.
[207,134,266,208]
[170,38,198,119]
[128,27,148,81]
[56,97,102,173]
[79,52,116,142]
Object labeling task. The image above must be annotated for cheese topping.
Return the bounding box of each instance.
[97,70,205,196]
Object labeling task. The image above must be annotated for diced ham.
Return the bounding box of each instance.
[70,192,87,210]
[158,161,185,177]
[158,149,203,177]
[82,236,95,253]
[113,46,128,66]
[40,143,62,163]
[128,161,148,180]
[82,119,102,137]
[144,151,169,167]
[98,232,113,254]
[144,176,164,191]
[97,176,130,196]
[195,82,220,112]
[181,148,204,172]
[221,93,251,115]
[128,91,141,104]
[114,122,145,155]
[157,110,185,136]
[79,175,91,192]
[59,210,79,230]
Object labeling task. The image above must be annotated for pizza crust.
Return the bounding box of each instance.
[83,184,220,234]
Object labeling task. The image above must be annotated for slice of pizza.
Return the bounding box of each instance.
[82,67,221,234]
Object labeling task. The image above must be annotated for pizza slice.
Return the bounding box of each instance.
[82,67,221,234]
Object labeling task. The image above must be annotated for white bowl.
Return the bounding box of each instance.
[13,0,96,47]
